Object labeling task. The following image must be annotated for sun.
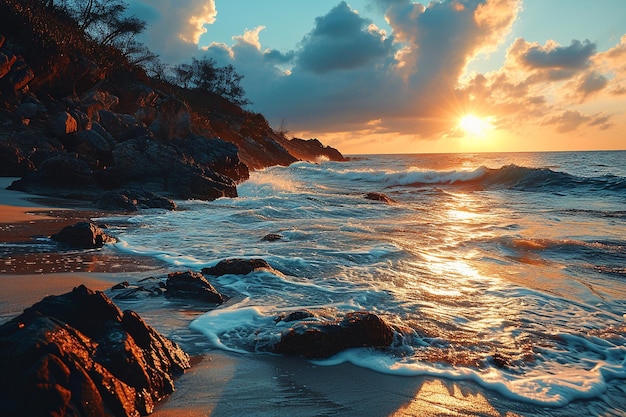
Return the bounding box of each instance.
[459,114,493,137]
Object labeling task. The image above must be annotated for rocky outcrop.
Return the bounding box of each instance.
[165,270,224,304]
[279,137,346,163]
[202,258,274,276]
[272,311,395,359]
[0,28,344,207]
[0,285,190,417]
[52,221,116,248]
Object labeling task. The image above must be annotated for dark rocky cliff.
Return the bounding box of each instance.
[0,0,344,208]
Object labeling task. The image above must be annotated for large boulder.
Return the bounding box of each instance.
[149,95,193,140]
[98,110,149,142]
[7,154,100,198]
[165,270,224,304]
[272,311,394,359]
[174,135,249,183]
[0,285,190,417]
[51,221,116,248]
[202,258,274,276]
[109,136,238,200]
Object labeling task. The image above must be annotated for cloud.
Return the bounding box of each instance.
[200,0,522,137]
[522,39,596,70]
[542,110,612,133]
[577,71,608,98]
[295,2,393,74]
[129,0,624,146]
[127,0,217,63]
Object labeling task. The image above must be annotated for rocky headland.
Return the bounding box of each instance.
[0,0,344,211]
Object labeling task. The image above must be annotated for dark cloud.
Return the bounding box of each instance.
[522,39,596,70]
[263,49,296,65]
[577,71,608,97]
[294,2,393,74]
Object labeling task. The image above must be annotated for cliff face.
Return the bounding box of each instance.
[0,1,344,207]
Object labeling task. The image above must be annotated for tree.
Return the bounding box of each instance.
[172,57,250,105]
[59,0,145,51]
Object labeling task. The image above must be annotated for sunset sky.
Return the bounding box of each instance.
[128,0,626,154]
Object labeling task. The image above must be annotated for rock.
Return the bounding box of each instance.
[109,136,238,201]
[281,137,346,163]
[174,135,249,183]
[165,270,224,304]
[261,233,283,242]
[51,221,116,248]
[149,95,193,140]
[272,311,394,359]
[14,102,39,119]
[0,52,16,79]
[111,281,130,290]
[202,258,274,276]
[111,277,165,300]
[80,90,119,114]
[0,141,32,176]
[97,189,176,211]
[275,310,316,323]
[365,192,396,203]
[5,60,34,91]
[52,111,78,136]
[0,285,190,417]
[8,154,99,196]
[73,128,116,169]
[98,109,149,142]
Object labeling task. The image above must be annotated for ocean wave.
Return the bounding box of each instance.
[402,164,626,193]
[311,163,626,193]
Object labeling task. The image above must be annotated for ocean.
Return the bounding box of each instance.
[106,150,626,415]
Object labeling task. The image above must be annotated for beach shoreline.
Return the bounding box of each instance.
[0,180,526,417]
[7,179,618,417]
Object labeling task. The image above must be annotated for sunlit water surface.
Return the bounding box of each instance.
[105,151,626,413]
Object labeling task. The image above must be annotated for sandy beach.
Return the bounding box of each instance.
[0,180,535,417]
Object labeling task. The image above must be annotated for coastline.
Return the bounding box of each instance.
[5,178,598,417]
[0,179,524,417]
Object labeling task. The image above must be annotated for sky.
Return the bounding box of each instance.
[127,0,626,154]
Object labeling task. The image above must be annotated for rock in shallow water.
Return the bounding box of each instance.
[272,311,394,359]
[365,192,396,204]
[51,221,117,248]
[165,270,224,304]
[202,258,274,276]
[0,285,190,417]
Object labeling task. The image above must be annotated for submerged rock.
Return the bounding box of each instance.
[365,192,396,204]
[0,285,190,417]
[272,311,394,359]
[166,270,224,304]
[261,233,283,242]
[202,258,274,276]
[51,221,116,248]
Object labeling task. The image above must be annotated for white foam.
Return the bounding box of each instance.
[311,347,623,407]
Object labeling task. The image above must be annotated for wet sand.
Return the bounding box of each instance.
[0,179,531,417]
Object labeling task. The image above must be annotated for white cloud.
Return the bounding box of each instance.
[128,0,217,63]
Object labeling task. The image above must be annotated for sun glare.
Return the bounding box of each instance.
[459,114,493,137]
